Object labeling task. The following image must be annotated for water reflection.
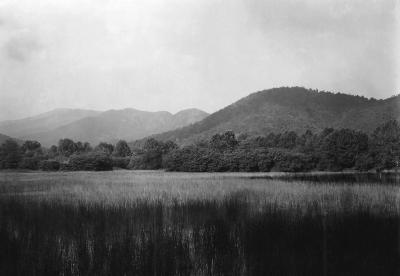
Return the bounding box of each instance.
[271,172,400,184]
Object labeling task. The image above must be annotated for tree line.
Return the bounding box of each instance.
[0,120,399,172]
[0,139,132,171]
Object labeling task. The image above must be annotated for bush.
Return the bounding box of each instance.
[39,160,60,171]
[0,139,21,169]
[68,153,113,171]
[272,151,315,172]
[59,162,74,171]
[355,153,376,171]
[258,157,274,172]
[112,157,130,169]
[19,157,41,170]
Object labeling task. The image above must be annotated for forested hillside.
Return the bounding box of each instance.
[152,87,399,144]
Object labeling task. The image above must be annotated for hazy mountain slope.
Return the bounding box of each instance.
[0,133,23,145]
[170,109,209,129]
[26,108,209,146]
[152,87,399,143]
[0,108,101,138]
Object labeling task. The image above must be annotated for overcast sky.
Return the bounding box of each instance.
[0,0,398,120]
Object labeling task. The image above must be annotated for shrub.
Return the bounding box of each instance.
[68,152,113,171]
[113,140,132,157]
[355,153,376,171]
[59,162,74,171]
[112,157,130,169]
[0,139,21,169]
[39,160,60,171]
[19,157,41,170]
[272,151,314,172]
[258,157,274,172]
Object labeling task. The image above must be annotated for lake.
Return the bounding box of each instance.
[0,171,399,275]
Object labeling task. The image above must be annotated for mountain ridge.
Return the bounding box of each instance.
[2,87,398,147]
[149,87,399,144]
[0,108,209,146]
[0,108,102,138]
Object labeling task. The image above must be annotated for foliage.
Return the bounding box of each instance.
[0,139,21,169]
[111,157,130,169]
[369,120,400,170]
[210,131,238,152]
[1,120,399,172]
[21,140,42,157]
[316,129,369,171]
[162,122,400,172]
[39,160,61,171]
[19,157,41,170]
[58,138,77,157]
[129,139,177,170]
[113,140,131,157]
[68,152,113,171]
[48,145,58,159]
[95,142,114,155]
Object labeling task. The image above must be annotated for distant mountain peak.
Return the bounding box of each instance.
[0,107,209,146]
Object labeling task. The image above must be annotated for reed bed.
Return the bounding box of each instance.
[0,171,399,275]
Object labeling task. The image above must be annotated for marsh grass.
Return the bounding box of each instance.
[0,171,399,275]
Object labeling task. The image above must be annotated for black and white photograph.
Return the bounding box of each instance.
[0,0,399,275]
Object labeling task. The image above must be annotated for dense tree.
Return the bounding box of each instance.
[58,139,77,157]
[369,120,400,170]
[1,120,399,172]
[19,157,41,170]
[162,140,178,154]
[18,140,43,169]
[95,142,114,156]
[316,129,369,170]
[48,145,58,159]
[21,140,42,156]
[83,142,92,152]
[75,142,84,153]
[129,138,165,169]
[68,152,113,171]
[39,160,60,171]
[277,131,299,149]
[210,131,238,152]
[0,139,21,169]
[111,157,130,169]
[114,140,132,157]
[298,130,315,153]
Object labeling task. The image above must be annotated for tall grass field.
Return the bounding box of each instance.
[0,171,399,275]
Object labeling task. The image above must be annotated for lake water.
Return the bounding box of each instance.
[271,172,400,184]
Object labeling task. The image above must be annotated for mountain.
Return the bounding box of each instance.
[0,108,101,139]
[13,108,208,146]
[169,109,210,129]
[151,87,400,144]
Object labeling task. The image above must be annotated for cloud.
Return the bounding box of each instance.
[0,0,398,121]
[4,33,42,62]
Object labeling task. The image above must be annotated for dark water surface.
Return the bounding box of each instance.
[253,172,400,185]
